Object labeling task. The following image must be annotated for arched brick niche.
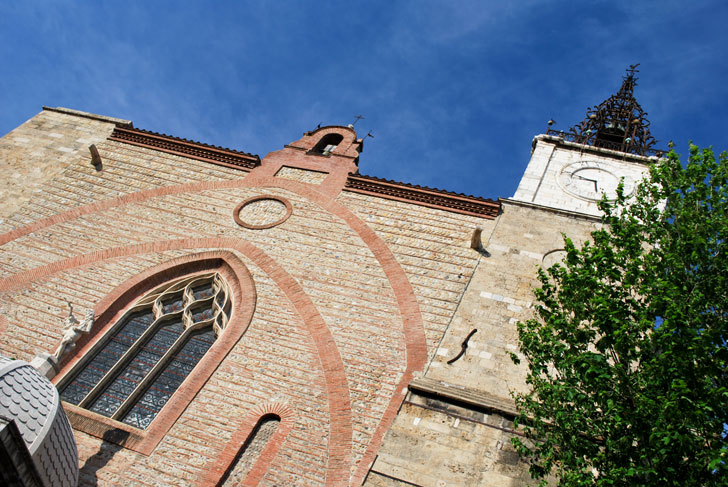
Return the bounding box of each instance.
[311,133,344,156]
[199,402,296,487]
[53,251,257,455]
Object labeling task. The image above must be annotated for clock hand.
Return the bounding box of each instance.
[575,175,599,191]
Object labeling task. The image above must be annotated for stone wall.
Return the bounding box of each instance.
[513,135,651,216]
[0,108,128,226]
[0,109,500,486]
[365,200,597,486]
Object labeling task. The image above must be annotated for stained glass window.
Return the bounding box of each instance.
[59,273,232,429]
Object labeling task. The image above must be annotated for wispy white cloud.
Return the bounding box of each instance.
[1,0,726,196]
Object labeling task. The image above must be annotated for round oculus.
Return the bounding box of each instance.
[233,195,292,230]
[557,161,635,201]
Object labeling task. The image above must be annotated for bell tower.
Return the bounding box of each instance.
[512,65,662,216]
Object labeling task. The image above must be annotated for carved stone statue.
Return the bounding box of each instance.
[31,303,95,379]
[52,303,94,362]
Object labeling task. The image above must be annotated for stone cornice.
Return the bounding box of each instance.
[409,376,518,418]
[501,197,602,222]
[533,134,661,165]
[344,174,500,219]
[109,127,260,170]
[43,106,133,127]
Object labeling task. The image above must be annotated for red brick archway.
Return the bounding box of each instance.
[0,169,430,485]
[53,251,257,455]
[199,402,296,487]
[0,239,353,485]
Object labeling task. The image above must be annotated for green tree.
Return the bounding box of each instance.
[511,145,728,486]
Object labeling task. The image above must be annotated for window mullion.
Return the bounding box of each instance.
[111,328,192,421]
[56,304,150,394]
[61,271,232,431]
[77,313,169,409]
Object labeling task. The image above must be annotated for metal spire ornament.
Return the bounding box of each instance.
[547,65,661,156]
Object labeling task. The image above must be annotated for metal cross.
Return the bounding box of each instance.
[352,115,365,126]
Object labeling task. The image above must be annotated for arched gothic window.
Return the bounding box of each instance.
[59,273,232,430]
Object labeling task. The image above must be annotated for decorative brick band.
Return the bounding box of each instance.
[51,251,257,456]
[345,174,500,219]
[0,178,247,247]
[199,402,296,487]
[1,173,435,486]
[109,126,260,170]
[241,177,428,486]
[0,239,352,485]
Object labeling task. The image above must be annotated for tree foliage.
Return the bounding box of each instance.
[512,145,728,486]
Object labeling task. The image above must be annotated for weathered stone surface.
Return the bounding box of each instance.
[512,135,652,216]
[364,199,593,486]
[275,166,328,184]
[0,108,646,487]
[0,109,118,223]
[0,110,496,486]
[424,199,597,402]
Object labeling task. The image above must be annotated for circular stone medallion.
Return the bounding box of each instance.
[233,195,292,230]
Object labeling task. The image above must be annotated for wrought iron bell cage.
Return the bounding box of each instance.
[547,65,662,157]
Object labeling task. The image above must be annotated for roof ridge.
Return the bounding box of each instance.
[116,126,260,159]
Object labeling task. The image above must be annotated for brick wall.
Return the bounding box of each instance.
[0,110,497,486]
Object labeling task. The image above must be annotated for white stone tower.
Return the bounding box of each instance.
[513,65,662,216]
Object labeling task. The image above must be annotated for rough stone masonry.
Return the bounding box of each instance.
[0,106,650,486]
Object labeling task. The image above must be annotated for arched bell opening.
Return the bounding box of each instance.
[312,133,344,155]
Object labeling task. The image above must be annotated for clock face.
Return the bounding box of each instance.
[557,161,635,201]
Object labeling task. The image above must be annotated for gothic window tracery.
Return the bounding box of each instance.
[59,273,232,429]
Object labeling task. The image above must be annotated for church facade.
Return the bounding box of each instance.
[0,71,658,486]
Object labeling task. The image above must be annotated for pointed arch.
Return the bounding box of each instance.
[0,239,354,483]
[200,402,296,487]
[55,251,257,455]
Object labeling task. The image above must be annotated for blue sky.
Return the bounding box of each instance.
[1,1,727,199]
